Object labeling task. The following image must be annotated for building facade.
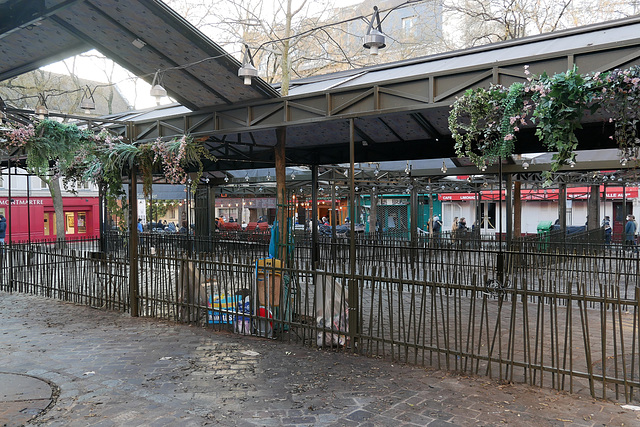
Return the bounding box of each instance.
[0,170,100,242]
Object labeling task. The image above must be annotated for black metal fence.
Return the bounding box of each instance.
[2,230,640,403]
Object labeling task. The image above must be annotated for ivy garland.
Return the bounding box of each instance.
[529,66,598,181]
[448,64,640,185]
[449,83,526,169]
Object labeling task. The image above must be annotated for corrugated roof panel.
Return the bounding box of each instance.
[0,0,278,110]
[290,19,640,95]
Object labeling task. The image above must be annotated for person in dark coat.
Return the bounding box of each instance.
[602,216,612,245]
[0,214,6,244]
[625,215,637,251]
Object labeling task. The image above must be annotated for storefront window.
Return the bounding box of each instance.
[77,212,87,233]
[65,212,75,234]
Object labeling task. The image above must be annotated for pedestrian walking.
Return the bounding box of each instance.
[432,215,442,246]
[0,214,6,245]
[602,215,612,245]
[625,215,637,251]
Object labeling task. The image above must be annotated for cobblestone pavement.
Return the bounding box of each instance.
[1,292,639,427]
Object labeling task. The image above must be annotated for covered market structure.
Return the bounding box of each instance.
[3,0,640,403]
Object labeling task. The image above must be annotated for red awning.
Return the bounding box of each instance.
[438,186,638,201]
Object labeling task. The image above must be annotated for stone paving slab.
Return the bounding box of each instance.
[0,373,55,426]
[1,291,640,426]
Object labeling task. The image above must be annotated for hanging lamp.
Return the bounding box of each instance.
[79,85,96,114]
[363,6,386,55]
[238,44,258,85]
[150,71,167,105]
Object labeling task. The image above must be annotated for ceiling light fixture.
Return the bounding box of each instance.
[441,161,447,174]
[238,44,258,85]
[132,38,146,49]
[363,6,386,55]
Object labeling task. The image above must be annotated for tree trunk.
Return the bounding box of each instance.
[49,178,66,243]
[280,0,293,96]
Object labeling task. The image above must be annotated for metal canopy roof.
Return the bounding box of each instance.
[0,0,278,110]
[2,1,640,174]
[115,15,640,171]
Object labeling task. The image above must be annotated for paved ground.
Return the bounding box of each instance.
[1,292,639,427]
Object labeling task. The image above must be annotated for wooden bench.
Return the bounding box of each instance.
[220,222,242,231]
[246,222,270,232]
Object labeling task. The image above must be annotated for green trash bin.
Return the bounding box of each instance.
[537,221,554,251]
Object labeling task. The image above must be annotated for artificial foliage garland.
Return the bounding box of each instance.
[0,119,215,221]
[448,82,525,168]
[448,65,640,185]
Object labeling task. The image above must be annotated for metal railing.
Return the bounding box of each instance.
[2,232,640,403]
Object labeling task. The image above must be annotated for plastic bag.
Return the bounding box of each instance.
[315,271,349,347]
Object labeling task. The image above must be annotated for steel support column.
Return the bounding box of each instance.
[348,119,358,352]
[410,177,418,264]
[311,164,319,267]
[370,187,378,235]
[129,165,139,317]
[331,171,336,261]
[506,174,513,249]
[208,184,216,238]
[7,159,12,291]
[429,179,434,238]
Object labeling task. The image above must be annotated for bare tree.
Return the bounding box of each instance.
[443,0,635,49]
[166,0,360,94]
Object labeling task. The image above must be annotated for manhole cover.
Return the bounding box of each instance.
[0,372,55,425]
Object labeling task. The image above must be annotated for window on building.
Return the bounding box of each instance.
[77,212,87,233]
[480,202,496,229]
[65,212,75,234]
[402,16,416,36]
[443,203,462,229]
[40,178,48,189]
[0,175,3,188]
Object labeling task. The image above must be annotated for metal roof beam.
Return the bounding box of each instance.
[0,0,81,40]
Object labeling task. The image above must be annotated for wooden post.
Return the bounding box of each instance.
[275,127,287,263]
[588,184,600,230]
[558,183,567,230]
[514,180,522,238]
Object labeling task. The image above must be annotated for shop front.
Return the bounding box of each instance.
[0,197,100,242]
